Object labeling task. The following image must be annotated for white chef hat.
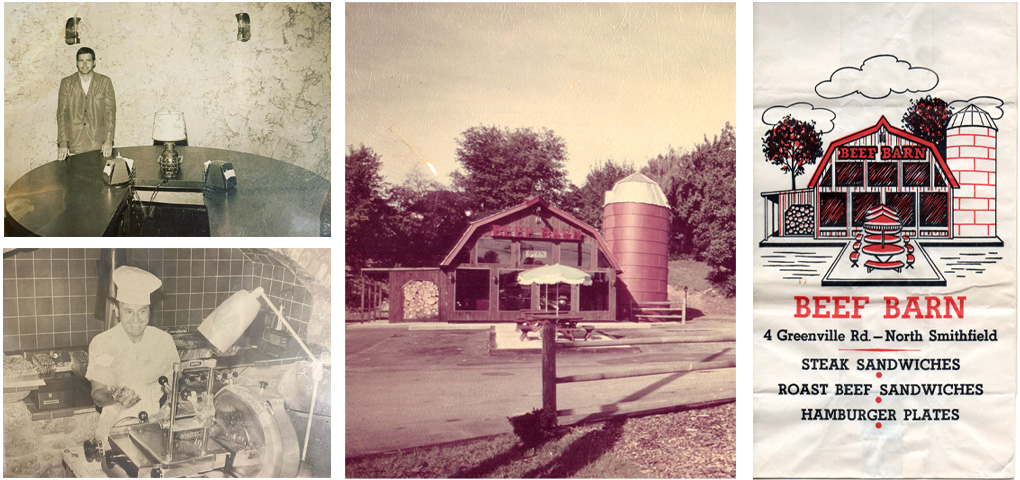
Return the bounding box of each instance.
[112,266,162,305]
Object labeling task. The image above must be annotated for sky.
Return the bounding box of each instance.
[346,3,735,187]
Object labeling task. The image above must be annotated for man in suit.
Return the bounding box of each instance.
[57,47,116,160]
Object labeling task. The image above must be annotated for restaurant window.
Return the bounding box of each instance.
[886,192,916,227]
[868,161,897,187]
[542,283,571,313]
[817,165,832,187]
[455,269,490,311]
[476,238,511,264]
[834,161,864,187]
[819,192,847,228]
[498,270,531,311]
[902,162,930,187]
[560,242,591,268]
[852,192,881,227]
[597,249,612,268]
[934,171,946,187]
[580,272,609,311]
[920,192,949,227]
[520,240,552,265]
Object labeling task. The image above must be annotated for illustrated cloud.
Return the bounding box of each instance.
[762,103,836,133]
[949,96,1005,120]
[815,54,939,100]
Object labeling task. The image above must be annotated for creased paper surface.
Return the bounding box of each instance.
[753,3,1016,477]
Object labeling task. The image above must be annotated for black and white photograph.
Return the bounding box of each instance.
[3,3,330,237]
[2,248,332,477]
[346,3,736,477]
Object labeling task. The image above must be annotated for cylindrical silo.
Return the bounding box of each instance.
[602,173,670,320]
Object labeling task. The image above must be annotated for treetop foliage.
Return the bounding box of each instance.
[563,158,636,230]
[644,123,736,296]
[451,125,570,216]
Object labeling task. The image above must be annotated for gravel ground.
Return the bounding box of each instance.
[612,402,735,478]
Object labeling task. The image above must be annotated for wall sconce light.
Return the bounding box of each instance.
[449,273,455,283]
[65,17,80,45]
[236,13,251,42]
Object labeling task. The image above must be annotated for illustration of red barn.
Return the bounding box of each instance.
[761,106,1000,245]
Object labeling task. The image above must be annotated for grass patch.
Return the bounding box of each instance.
[346,424,646,478]
[346,403,734,478]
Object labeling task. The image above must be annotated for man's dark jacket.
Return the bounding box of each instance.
[57,72,116,154]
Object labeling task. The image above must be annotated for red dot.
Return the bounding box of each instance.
[876,372,883,378]
[875,397,882,403]
[875,422,882,429]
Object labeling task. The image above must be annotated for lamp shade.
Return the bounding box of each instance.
[197,289,261,351]
[152,111,187,142]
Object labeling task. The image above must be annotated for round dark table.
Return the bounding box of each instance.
[5,146,329,237]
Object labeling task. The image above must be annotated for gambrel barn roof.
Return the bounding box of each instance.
[806,116,960,189]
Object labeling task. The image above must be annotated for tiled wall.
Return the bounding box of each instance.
[240,249,315,342]
[3,248,316,353]
[3,249,103,351]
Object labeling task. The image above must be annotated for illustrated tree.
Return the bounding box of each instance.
[451,126,571,216]
[761,116,824,190]
[562,158,635,230]
[902,95,952,149]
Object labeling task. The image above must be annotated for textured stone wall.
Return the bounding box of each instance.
[4,395,99,477]
[4,2,331,193]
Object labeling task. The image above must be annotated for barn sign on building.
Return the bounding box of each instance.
[761,105,1000,245]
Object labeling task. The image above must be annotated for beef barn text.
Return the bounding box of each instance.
[794,296,965,319]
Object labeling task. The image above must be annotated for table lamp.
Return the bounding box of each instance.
[197,287,326,461]
[152,111,187,177]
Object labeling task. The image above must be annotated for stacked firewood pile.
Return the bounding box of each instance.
[403,280,439,320]
[784,204,814,235]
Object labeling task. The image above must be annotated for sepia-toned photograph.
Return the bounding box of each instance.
[346,3,736,477]
[3,248,332,477]
[4,3,330,237]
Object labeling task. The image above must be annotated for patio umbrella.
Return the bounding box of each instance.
[518,263,592,316]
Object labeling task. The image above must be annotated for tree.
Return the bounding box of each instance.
[388,173,473,267]
[902,95,952,148]
[563,159,635,230]
[451,126,571,215]
[762,116,824,190]
[644,124,736,296]
[345,144,392,273]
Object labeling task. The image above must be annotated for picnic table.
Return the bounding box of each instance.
[515,312,595,341]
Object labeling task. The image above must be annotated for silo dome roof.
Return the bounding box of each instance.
[604,172,669,208]
[948,104,998,131]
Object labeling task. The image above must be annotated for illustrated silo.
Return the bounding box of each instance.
[602,173,670,319]
[945,104,998,238]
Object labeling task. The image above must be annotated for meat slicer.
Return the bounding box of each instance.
[85,287,324,477]
[95,357,300,477]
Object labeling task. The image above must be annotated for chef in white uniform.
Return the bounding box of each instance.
[87,266,180,440]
